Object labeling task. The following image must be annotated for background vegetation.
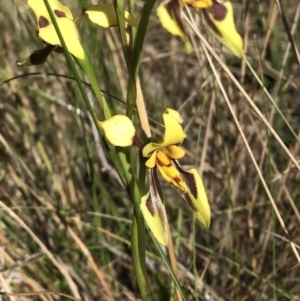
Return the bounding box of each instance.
[1,0,300,300]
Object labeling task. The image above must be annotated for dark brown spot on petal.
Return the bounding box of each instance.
[30,52,43,64]
[183,192,198,211]
[146,194,155,216]
[208,1,227,21]
[174,160,198,197]
[149,169,167,225]
[183,172,197,199]
[156,156,172,168]
[29,45,55,65]
[165,0,186,35]
[39,16,49,28]
[173,175,184,186]
[202,1,227,37]
[202,9,222,37]
[147,168,162,217]
[54,9,67,18]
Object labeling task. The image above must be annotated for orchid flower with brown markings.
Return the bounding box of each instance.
[18,0,138,66]
[100,109,211,246]
[157,0,244,57]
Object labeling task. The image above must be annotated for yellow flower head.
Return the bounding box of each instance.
[100,109,211,246]
[28,0,84,59]
[202,1,244,57]
[157,0,192,53]
[143,109,186,160]
[142,109,186,191]
[18,1,138,65]
[140,109,210,244]
[156,0,243,57]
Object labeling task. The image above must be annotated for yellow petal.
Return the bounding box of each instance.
[85,4,138,28]
[38,18,84,59]
[203,1,243,57]
[156,151,186,191]
[145,151,157,168]
[163,145,185,159]
[180,0,212,8]
[99,115,136,147]
[140,169,169,246]
[164,108,184,124]
[17,45,55,66]
[28,0,73,24]
[27,0,83,59]
[143,110,186,157]
[175,163,211,227]
[140,193,168,246]
[157,0,192,53]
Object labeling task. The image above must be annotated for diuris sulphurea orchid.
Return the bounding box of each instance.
[18,0,84,65]
[100,109,211,246]
[18,0,138,66]
[202,1,244,57]
[157,0,193,54]
[157,0,244,57]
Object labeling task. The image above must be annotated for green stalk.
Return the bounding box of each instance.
[127,0,157,117]
[74,55,111,119]
[132,0,157,75]
[42,7,149,299]
[131,198,150,301]
[115,0,136,118]
[118,149,150,301]
[113,3,151,299]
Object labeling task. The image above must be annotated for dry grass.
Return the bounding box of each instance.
[1,0,300,300]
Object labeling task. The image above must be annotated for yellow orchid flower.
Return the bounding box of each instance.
[142,109,187,188]
[18,0,84,65]
[157,0,192,54]
[100,109,211,246]
[31,0,83,59]
[156,0,212,54]
[142,109,210,231]
[202,1,244,57]
[18,1,138,66]
[156,0,243,57]
[84,4,138,28]
[140,169,169,246]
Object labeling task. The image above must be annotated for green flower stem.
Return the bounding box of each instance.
[114,0,136,118]
[132,0,157,75]
[115,0,157,118]
[42,2,149,299]
[131,203,150,301]
[75,55,111,120]
[113,2,154,298]
[77,35,149,301]
[115,0,132,70]
[117,149,150,301]
[128,0,157,118]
